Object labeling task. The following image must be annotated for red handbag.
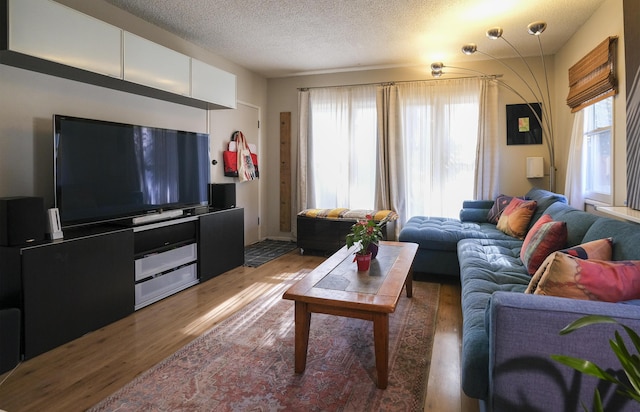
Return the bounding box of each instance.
[223,151,259,177]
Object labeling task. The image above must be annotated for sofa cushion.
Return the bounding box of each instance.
[457,238,531,399]
[560,237,613,260]
[523,188,568,227]
[399,216,514,252]
[496,198,537,239]
[542,202,600,247]
[583,217,640,261]
[521,214,567,275]
[526,252,640,302]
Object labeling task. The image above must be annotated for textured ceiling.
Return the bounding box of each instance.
[103,0,606,78]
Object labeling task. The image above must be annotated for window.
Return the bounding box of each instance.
[583,96,613,204]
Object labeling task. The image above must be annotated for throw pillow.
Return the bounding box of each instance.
[496,198,537,239]
[487,195,514,224]
[559,237,613,260]
[520,214,567,275]
[525,252,640,302]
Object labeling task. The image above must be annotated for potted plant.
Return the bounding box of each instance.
[551,315,640,411]
[345,214,383,271]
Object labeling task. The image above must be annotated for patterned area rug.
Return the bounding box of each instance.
[244,239,299,267]
[90,272,440,412]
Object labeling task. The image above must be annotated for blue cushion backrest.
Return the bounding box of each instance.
[583,217,640,260]
[524,188,568,229]
[543,202,600,247]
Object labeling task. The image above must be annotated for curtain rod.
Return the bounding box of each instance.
[297,74,502,91]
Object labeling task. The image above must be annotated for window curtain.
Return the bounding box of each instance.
[298,77,488,236]
[297,85,378,211]
[297,90,311,212]
[564,111,586,208]
[379,78,483,222]
[474,79,499,200]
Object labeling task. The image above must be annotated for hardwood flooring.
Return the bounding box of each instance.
[0,250,479,412]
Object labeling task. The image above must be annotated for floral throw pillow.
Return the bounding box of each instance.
[496,198,537,239]
[520,214,567,275]
[525,252,640,302]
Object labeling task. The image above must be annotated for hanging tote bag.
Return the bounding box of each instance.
[223,131,259,182]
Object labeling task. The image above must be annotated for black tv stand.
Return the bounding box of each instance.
[0,207,244,359]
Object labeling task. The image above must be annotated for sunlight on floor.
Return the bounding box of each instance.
[180,271,300,336]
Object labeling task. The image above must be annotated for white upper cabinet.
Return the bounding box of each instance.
[191,59,237,109]
[8,0,122,78]
[5,0,236,109]
[123,32,190,96]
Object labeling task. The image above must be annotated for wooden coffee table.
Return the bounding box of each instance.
[282,240,418,389]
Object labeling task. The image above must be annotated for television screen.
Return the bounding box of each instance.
[54,115,210,227]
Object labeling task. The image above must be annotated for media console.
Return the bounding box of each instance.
[0,207,244,360]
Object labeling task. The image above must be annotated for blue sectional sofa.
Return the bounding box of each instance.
[399,188,640,412]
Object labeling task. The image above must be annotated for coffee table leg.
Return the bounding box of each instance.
[405,268,413,298]
[373,313,389,389]
[294,301,311,373]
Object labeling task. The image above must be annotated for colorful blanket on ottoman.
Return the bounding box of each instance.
[298,208,398,222]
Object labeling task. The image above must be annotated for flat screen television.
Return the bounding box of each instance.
[54,115,210,227]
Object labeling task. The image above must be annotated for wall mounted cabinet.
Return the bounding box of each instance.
[124,32,190,96]
[0,0,236,110]
[7,0,122,78]
[192,59,237,109]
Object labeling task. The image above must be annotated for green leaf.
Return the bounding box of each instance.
[592,388,604,412]
[551,355,619,383]
[559,315,619,335]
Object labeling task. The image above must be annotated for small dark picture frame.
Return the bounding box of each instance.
[506,103,542,145]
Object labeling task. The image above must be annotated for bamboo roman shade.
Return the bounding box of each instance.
[566,36,618,113]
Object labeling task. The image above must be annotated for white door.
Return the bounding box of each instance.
[211,103,260,245]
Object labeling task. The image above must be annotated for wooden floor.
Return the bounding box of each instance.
[0,250,479,412]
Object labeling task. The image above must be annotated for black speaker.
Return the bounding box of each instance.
[0,308,21,374]
[209,184,236,209]
[0,196,45,246]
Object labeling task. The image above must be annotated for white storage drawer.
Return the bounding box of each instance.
[135,243,197,282]
[135,263,198,310]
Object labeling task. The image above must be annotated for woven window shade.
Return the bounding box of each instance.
[566,36,618,113]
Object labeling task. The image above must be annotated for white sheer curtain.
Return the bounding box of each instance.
[299,85,378,210]
[564,111,586,208]
[391,78,483,220]
[474,80,499,200]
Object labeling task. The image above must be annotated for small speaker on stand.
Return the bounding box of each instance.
[208,183,236,209]
[0,196,45,246]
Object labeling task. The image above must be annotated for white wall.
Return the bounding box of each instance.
[553,0,626,205]
[0,0,268,235]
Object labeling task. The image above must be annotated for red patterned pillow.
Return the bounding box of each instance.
[559,237,613,260]
[525,252,640,302]
[520,214,567,275]
[496,198,537,239]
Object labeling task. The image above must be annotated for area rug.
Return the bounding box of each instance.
[89,272,440,412]
[244,239,299,267]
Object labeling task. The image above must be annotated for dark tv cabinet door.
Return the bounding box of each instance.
[21,230,134,359]
[199,208,244,282]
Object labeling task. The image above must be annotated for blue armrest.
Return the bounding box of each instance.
[459,200,493,222]
[487,291,640,411]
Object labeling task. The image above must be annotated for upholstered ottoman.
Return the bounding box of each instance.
[296,208,397,255]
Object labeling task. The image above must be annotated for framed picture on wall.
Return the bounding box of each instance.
[506,103,542,145]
